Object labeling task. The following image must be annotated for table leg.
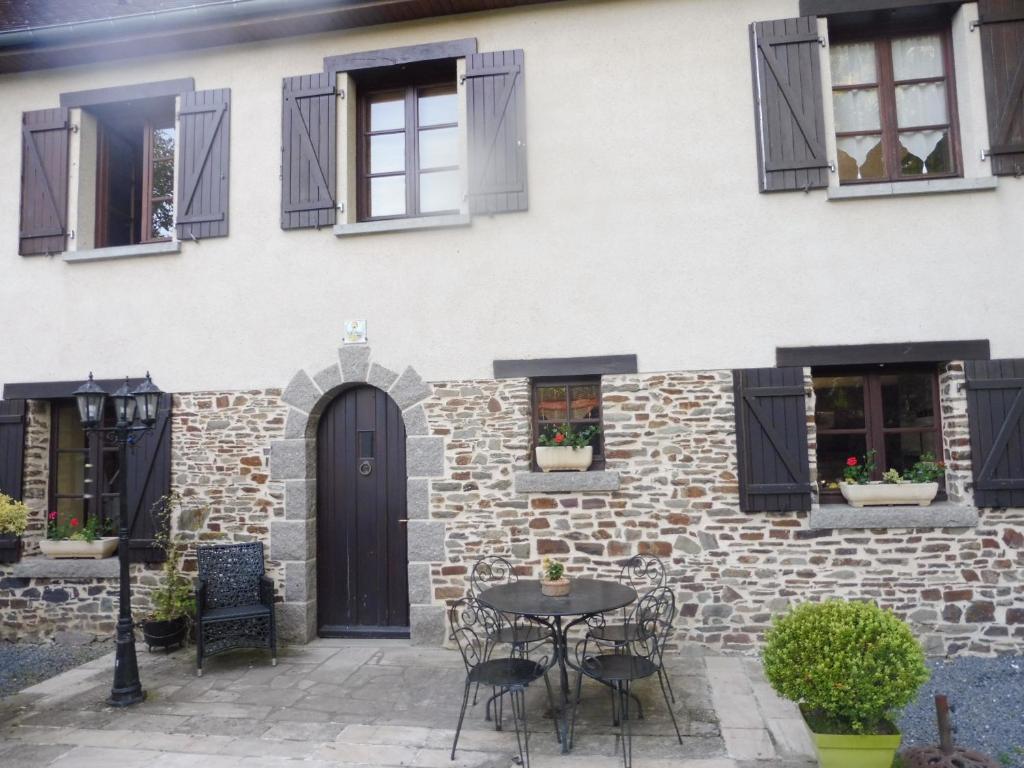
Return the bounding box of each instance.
[554,616,571,754]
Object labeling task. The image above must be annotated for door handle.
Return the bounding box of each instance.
[398,519,409,525]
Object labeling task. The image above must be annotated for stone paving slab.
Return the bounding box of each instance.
[0,640,816,768]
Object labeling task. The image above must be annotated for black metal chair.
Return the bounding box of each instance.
[195,542,277,676]
[570,587,682,768]
[449,597,557,768]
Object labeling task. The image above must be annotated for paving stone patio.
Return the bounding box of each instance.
[0,640,815,768]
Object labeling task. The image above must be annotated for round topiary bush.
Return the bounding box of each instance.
[762,599,929,734]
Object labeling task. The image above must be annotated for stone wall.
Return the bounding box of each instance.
[20,400,50,556]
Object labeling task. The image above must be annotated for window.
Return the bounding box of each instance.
[92,97,176,247]
[813,368,944,501]
[357,62,461,221]
[49,400,120,532]
[831,30,960,183]
[532,377,604,469]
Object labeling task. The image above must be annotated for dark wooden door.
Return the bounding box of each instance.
[317,386,409,637]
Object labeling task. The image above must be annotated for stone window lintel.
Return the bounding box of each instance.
[514,471,620,494]
[809,501,978,530]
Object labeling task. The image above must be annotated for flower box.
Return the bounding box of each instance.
[536,446,593,472]
[541,577,571,597]
[39,537,119,559]
[0,534,22,564]
[839,482,938,508]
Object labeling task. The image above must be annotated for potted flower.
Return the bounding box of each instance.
[839,451,945,507]
[39,511,118,559]
[141,493,195,652]
[535,423,600,472]
[0,492,29,564]
[540,557,570,597]
[763,600,929,768]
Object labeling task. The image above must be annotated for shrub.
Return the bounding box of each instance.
[0,493,29,536]
[762,600,929,734]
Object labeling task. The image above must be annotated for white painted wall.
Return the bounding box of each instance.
[0,0,1021,393]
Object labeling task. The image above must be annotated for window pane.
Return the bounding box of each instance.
[370,96,404,131]
[891,35,944,80]
[880,374,935,428]
[814,376,866,429]
[418,90,458,127]
[370,133,405,173]
[56,451,85,496]
[56,403,86,449]
[419,170,460,213]
[831,43,878,85]
[899,130,950,175]
[101,448,120,495]
[833,88,881,132]
[419,126,458,169]
[836,135,885,182]
[818,433,869,486]
[884,431,938,474]
[56,498,86,528]
[569,385,600,420]
[152,126,175,161]
[370,176,405,217]
[537,386,567,423]
[151,200,174,239]
[151,158,174,198]
[895,82,947,127]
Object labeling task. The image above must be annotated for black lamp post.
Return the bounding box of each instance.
[73,372,163,708]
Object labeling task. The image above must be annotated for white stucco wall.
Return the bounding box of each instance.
[0,0,1022,393]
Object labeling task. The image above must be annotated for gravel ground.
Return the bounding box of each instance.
[899,655,1024,767]
[0,639,113,698]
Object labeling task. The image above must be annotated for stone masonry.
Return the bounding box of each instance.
[2,355,1022,652]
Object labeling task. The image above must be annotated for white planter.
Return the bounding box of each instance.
[839,482,939,508]
[536,446,593,472]
[39,537,119,559]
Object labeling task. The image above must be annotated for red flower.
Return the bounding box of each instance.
[48,510,57,520]
[554,433,565,444]
[846,457,858,467]
[70,518,79,527]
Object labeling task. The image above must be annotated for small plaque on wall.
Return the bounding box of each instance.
[343,320,367,344]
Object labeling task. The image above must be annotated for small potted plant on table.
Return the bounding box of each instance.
[763,600,929,768]
[39,511,118,559]
[141,493,195,652]
[535,423,600,472]
[541,557,570,597]
[839,451,945,507]
[0,492,29,564]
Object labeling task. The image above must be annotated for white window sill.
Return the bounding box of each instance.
[63,240,181,263]
[809,501,978,530]
[514,471,620,494]
[333,213,470,237]
[827,176,998,201]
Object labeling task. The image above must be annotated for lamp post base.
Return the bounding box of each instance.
[108,616,145,707]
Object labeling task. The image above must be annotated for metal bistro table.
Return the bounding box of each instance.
[477,578,637,753]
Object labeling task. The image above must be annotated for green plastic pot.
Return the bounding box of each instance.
[809,729,901,768]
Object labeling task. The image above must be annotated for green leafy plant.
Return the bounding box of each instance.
[882,468,903,485]
[46,511,111,542]
[146,493,196,623]
[762,600,929,735]
[0,493,29,536]
[542,557,565,582]
[537,423,600,449]
[903,453,945,484]
[842,451,877,484]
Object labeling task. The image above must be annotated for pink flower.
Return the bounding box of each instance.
[48,510,57,520]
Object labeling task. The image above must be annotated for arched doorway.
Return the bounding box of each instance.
[316,385,409,637]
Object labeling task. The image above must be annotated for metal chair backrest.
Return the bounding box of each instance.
[618,555,667,595]
[448,597,502,674]
[469,555,517,597]
[197,542,265,609]
[630,586,676,666]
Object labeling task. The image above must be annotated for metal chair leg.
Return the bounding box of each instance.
[569,669,585,750]
[657,667,683,744]
[659,665,677,704]
[542,671,560,744]
[621,681,633,768]
[451,681,471,760]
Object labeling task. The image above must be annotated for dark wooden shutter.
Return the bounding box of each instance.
[0,401,27,501]
[749,18,830,192]
[281,73,336,229]
[177,88,230,240]
[978,0,1024,176]
[734,367,813,512]
[19,108,69,255]
[466,49,527,214]
[124,394,172,562]
[965,359,1024,508]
